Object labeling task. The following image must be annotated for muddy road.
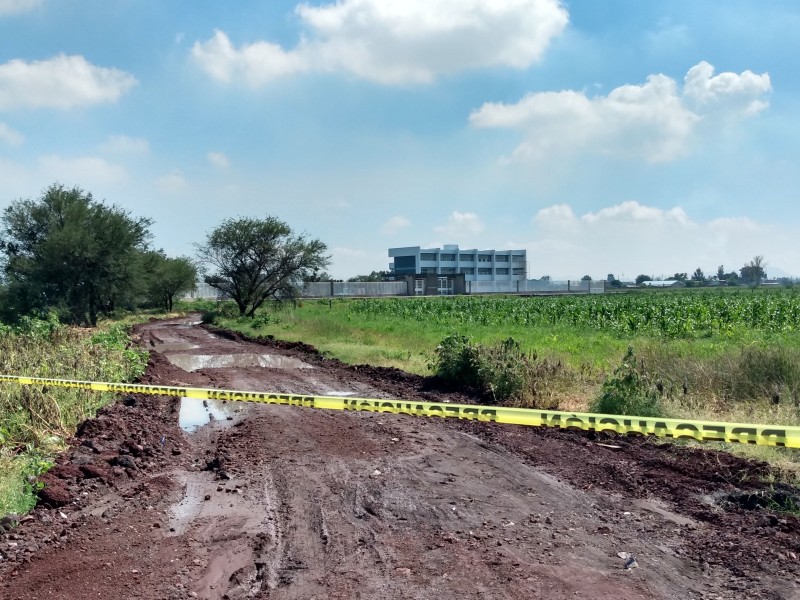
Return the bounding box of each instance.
[1,316,799,599]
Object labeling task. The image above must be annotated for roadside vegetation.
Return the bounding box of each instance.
[0,316,148,515]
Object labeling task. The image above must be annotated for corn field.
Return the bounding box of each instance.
[348,290,800,337]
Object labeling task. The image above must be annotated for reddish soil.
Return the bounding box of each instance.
[1,316,799,599]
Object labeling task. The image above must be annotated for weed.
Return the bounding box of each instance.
[590,347,663,417]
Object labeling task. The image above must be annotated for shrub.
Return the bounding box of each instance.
[590,347,663,417]
[431,334,566,407]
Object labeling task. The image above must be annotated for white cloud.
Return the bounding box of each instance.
[100,134,149,155]
[192,0,568,85]
[38,155,128,187]
[470,62,771,164]
[683,61,771,116]
[156,169,188,194]
[0,54,137,110]
[381,215,411,234]
[434,210,485,240]
[0,0,42,16]
[524,201,799,279]
[207,151,230,169]
[0,121,23,145]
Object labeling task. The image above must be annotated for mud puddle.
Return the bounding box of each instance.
[165,353,313,371]
[178,397,240,431]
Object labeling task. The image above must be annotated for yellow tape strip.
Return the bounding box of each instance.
[1,374,798,448]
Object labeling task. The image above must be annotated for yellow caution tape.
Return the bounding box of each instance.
[1,374,798,448]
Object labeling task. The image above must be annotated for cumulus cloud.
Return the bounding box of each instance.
[434,211,485,239]
[470,62,771,164]
[38,155,128,188]
[524,201,798,279]
[0,0,42,15]
[192,0,568,85]
[207,151,230,169]
[0,121,23,145]
[381,215,411,234]
[0,54,137,110]
[100,134,149,155]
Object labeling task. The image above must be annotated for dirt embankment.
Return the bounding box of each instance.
[1,316,799,599]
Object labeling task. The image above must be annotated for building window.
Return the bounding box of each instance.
[512,268,525,275]
[478,268,492,275]
[478,255,492,262]
[459,254,475,261]
[420,253,437,261]
[495,255,509,262]
[440,254,456,262]
[459,267,474,275]
[511,255,525,263]
[421,267,438,274]
[440,267,456,274]
[496,268,509,275]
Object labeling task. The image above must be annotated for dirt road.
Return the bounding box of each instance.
[1,317,799,599]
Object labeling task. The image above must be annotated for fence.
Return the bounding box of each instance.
[302,281,409,298]
[183,279,605,300]
[467,280,605,295]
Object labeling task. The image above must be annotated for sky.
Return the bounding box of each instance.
[1,0,799,281]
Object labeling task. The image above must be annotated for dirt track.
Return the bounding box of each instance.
[1,316,800,599]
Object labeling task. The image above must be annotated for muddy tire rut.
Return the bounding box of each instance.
[1,316,799,599]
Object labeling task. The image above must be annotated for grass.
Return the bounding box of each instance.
[0,315,148,516]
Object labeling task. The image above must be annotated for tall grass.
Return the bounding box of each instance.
[0,316,148,516]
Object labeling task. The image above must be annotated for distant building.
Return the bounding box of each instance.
[388,245,527,282]
[641,280,686,288]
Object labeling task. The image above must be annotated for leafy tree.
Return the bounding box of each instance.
[539,275,551,281]
[581,274,592,281]
[0,184,151,326]
[348,270,389,282]
[717,265,725,280]
[143,252,197,311]
[635,274,652,285]
[672,272,688,282]
[740,255,767,285]
[691,268,706,283]
[196,216,328,317]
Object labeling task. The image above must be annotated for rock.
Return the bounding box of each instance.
[122,396,138,407]
[38,481,72,508]
[79,464,109,480]
[395,567,412,576]
[115,455,137,470]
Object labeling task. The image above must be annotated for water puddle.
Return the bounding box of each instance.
[179,397,238,431]
[165,353,313,371]
[152,342,200,353]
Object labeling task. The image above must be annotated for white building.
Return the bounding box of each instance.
[388,245,527,281]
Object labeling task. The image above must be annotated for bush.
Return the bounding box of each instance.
[590,347,663,417]
[431,334,566,407]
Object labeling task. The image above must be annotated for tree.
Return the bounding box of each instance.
[740,255,767,285]
[672,272,688,282]
[196,216,328,317]
[691,268,706,283]
[635,274,652,285]
[144,252,197,311]
[348,270,389,282]
[581,275,592,281]
[539,275,551,281]
[0,184,151,326]
[716,265,725,281]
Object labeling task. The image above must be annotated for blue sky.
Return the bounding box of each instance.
[1,0,798,280]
